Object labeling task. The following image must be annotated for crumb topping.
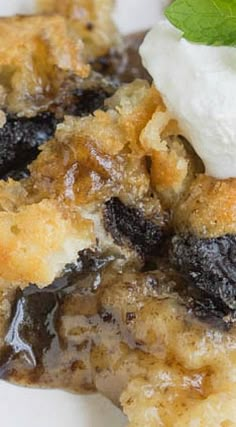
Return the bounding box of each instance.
[175,175,236,237]
[0,15,89,117]
[37,0,121,59]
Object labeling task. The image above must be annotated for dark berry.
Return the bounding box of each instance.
[104,197,167,258]
[0,112,57,180]
[171,234,236,321]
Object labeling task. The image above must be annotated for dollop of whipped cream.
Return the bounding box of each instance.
[140,0,236,179]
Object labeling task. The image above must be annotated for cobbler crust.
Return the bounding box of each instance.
[0,199,93,287]
[37,0,121,59]
[0,81,162,288]
[0,15,89,117]
[175,174,236,238]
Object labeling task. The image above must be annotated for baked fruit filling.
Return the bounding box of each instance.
[0,1,236,427]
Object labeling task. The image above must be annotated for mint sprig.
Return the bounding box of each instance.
[165,0,236,46]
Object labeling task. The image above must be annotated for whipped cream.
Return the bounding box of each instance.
[140,3,236,179]
[0,0,35,16]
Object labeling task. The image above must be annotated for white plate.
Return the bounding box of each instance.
[0,1,159,426]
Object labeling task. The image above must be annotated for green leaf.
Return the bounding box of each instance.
[165,0,236,46]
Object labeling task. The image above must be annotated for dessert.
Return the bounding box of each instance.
[0,1,236,427]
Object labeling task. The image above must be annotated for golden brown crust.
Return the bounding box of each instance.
[37,0,121,59]
[175,175,236,237]
[25,80,160,207]
[0,81,161,289]
[140,106,203,208]
[106,81,162,150]
[0,15,89,116]
[0,200,94,287]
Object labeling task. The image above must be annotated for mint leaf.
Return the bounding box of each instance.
[165,0,236,46]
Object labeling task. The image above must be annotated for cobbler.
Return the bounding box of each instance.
[0,2,236,427]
